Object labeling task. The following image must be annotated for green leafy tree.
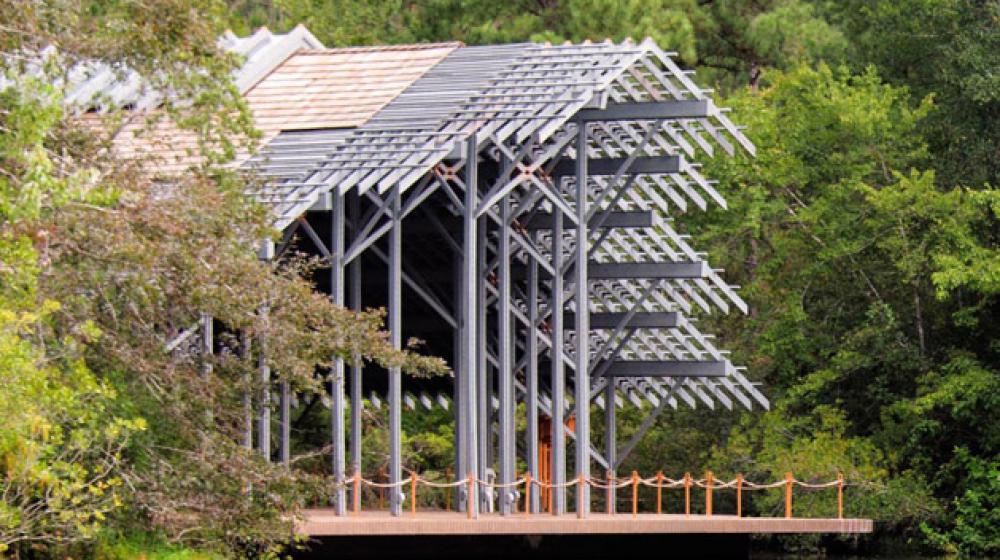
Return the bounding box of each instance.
[1,1,446,556]
[823,0,1000,186]
[0,74,145,553]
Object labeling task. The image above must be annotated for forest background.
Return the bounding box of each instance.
[1,0,997,558]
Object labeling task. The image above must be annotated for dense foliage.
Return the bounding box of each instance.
[0,1,445,556]
[1,0,997,557]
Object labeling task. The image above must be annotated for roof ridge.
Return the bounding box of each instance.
[297,41,463,54]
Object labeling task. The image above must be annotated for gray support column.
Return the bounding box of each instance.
[258,327,270,462]
[461,137,480,518]
[201,313,214,427]
[258,241,274,462]
[388,185,403,517]
[574,124,591,516]
[241,332,252,450]
[526,235,540,513]
[551,208,566,514]
[331,195,347,514]
[498,190,515,515]
[453,248,466,510]
[348,192,363,498]
[476,213,489,512]
[604,381,616,511]
[279,380,290,464]
[200,313,213,376]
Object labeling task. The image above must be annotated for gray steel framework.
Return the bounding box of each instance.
[214,38,771,518]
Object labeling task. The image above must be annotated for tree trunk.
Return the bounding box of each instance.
[913,283,926,356]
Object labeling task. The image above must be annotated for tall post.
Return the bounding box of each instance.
[241,332,252,450]
[550,207,566,514]
[498,184,515,515]
[257,239,274,462]
[279,379,290,464]
[476,212,489,511]
[331,194,347,514]
[526,233,540,513]
[200,313,214,427]
[604,381,616,511]
[574,123,591,515]
[200,313,213,376]
[388,185,403,516]
[348,192,363,503]
[453,248,466,510]
[462,137,480,518]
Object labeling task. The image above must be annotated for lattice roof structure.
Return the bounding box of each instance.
[231,37,767,517]
[243,39,763,409]
[67,30,765,518]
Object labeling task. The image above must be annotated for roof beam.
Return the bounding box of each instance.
[600,360,727,377]
[552,156,681,176]
[512,261,709,281]
[521,210,653,230]
[589,261,708,279]
[573,100,711,121]
[565,311,680,329]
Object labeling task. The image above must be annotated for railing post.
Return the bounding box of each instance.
[785,471,793,519]
[410,471,417,516]
[631,471,639,518]
[705,470,713,517]
[525,473,532,516]
[445,468,452,511]
[353,471,361,515]
[607,470,614,515]
[378,467,386,509]
[736,473,743,518]
[684,472,691,517]
[576,475,585,519]
[655,471,663,515]
[837,472,844,519]
[467,473,474,520]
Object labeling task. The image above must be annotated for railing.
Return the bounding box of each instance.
[336,470,848,519]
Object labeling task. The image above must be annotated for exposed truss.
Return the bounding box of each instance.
[233,38,765,518]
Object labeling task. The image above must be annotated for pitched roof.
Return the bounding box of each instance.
[96,39,460,176]
[245,43,460,133]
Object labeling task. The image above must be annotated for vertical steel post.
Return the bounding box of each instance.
[550,207,566,514]
[331,194,347,514]
[462,137,480,518]
[574,124,591,516]
[453,248,466,511]
[241,332,252,450]
[604,381,616,511]
[526,234,540,513]
[348,192,363,505]
[388,185,403,516]
[498,185,514,515]
[279,380,290,464]
[257,239,274,462]
[200,313,214,427]
[476,213,489,512]
[200,313,213,376]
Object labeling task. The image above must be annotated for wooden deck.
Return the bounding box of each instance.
[297,510,873,536]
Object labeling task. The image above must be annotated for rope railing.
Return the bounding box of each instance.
[331,469,850,519]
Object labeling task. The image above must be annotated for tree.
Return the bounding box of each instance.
[0,74,145,554]
[822,0,1000,186]
[1,0,446,555]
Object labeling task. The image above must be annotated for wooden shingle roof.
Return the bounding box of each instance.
[245,43,460,133]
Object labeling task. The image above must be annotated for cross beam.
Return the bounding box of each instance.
[565,311,680,329]
[599,360,728,378]
[522,210,654,230]
[551,156,681,176]
[573,100,711,122]
[513,261,708,281]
